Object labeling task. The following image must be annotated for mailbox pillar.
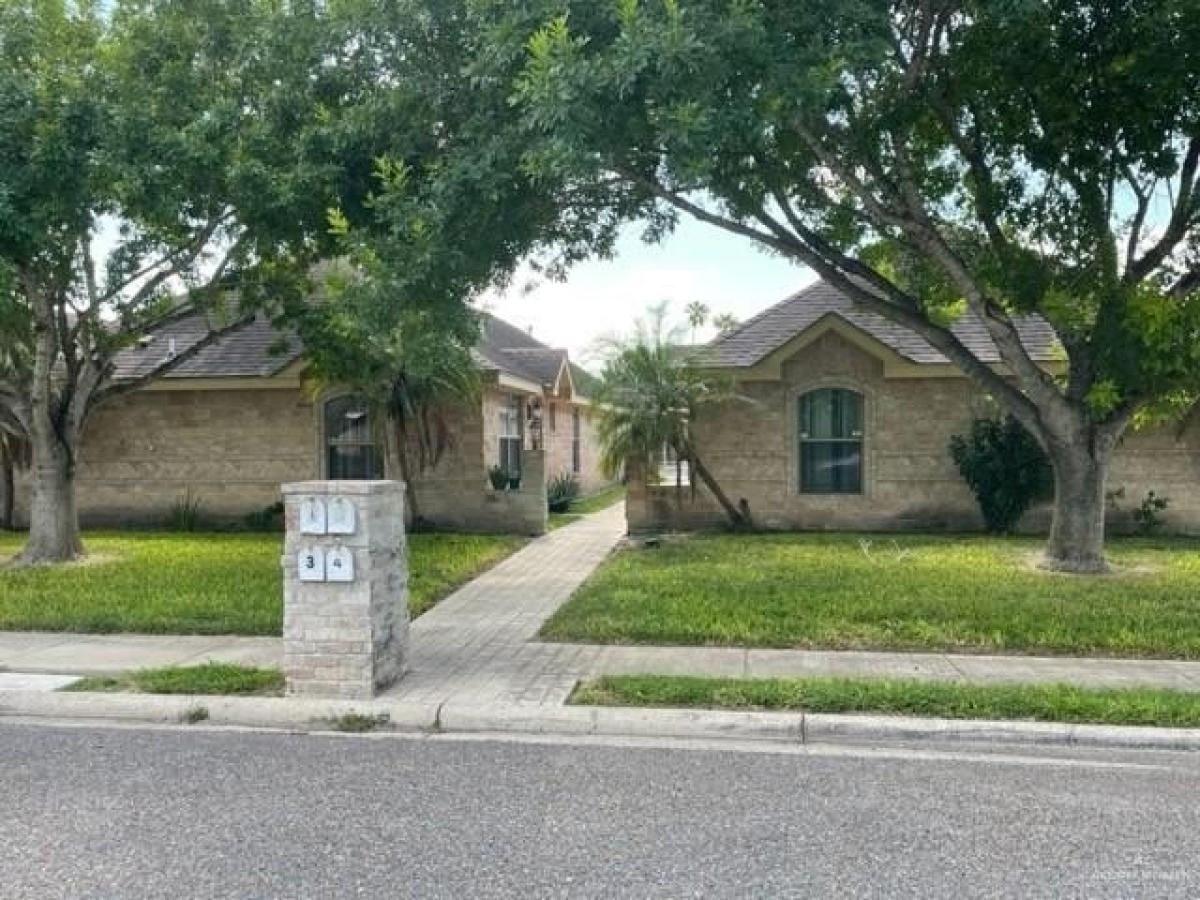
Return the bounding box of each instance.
[282,480,408,699]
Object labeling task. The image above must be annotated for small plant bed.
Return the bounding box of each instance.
[0,531,525,634]
[572,675,1200,729]
[548,483,626,530]
[541,532,1200,658]
[65,663,284,696]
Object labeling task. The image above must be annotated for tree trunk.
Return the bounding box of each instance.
[15,434,83,565]
[0,446,13,531]
[385,418,423,529]
[677,442,750,530]
[1042,440,1110,574]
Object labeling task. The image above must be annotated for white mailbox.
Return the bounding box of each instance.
[297,545,326,582]
[326,545,355,582]
[327,496,357,535]
[299,497,327,535]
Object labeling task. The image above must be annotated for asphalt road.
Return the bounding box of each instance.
[3,723,1199,899]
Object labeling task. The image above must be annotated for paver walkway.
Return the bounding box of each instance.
[6,502,1200,698]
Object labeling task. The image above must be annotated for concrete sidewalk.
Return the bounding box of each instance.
[0,632,279,679]
[4,502,1200,698]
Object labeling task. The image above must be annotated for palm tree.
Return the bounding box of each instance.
[712,312,739,336]
[684,301,709,345]
[594,304,749,529]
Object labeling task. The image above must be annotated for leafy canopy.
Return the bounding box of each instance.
[508,0,1200,440]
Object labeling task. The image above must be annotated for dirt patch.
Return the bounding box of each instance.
[1017,550,1160,578]
[2,551,121,571]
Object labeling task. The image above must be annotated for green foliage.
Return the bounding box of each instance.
[487,465,510,491]
[547,472,581,513]
[331,712,390,733]
[541,531,1200,658]
[592,303,733,478]
[67,663,284,696]
[1134,491,1171,536]
[242,502,285,534]
[166,490,204,533]
[950,418,1053,534]
[573,675,1200,729]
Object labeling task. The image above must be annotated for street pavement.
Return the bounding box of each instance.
[2,722,1199,899]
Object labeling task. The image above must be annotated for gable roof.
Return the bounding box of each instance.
[111,313,303,382]
[113,307,590,395]
[471,314,573,390]
[702,280,1061,369]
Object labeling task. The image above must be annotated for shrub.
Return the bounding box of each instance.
[243,502,284,532]
[1134,490,1170,535]
[487,464,509,490]
[949,417,1052,533]
[548,472,581,513]
[167,489,204,532]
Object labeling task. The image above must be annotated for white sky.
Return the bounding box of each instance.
[478,216,813,365]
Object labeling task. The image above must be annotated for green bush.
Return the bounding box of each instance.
[166,489,204,532]
[242,501,284,532]
[487,464,509,490]
[547,472,581,513]
[949,416,1052,533]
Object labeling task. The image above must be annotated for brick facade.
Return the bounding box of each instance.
[629,329,1200,535]
[12,380,606,536]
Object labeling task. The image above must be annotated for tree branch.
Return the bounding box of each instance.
[1127,135,1200,282]
[93,312,254,405]
[620,168,1047,436]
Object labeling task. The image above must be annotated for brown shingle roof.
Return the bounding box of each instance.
[702,280,1061,368]
[111,314,302,381]
[112,308,593,393]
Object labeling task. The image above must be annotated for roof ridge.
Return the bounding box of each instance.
[705,278,826,349]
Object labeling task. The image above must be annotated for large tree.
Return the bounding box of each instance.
[505,0,1200,572]
[281,0,643,518]
[0,0,340,563]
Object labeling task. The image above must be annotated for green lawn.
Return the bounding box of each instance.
[541,532,1200,658]
[66,663,284,696]
[548,483,626,530]
[571,675,1200,728]
[0,530,524,635]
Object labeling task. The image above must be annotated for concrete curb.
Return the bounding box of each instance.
[5,690,1200,752]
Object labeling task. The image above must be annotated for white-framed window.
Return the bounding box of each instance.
[324,395,382,480]
[498,393,522,479]
[548,402,557,434]
[798,388,863,494]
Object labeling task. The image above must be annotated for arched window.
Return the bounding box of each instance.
[798,388,863,494]
[324,395,382,480]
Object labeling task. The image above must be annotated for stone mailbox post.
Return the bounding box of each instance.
[282,480,408,699]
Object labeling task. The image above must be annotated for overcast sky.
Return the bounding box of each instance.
[478,216,814,365]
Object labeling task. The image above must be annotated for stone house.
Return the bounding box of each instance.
[11,311,611,535]
[629,280,1200,535]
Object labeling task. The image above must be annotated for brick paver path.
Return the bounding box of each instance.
[8,502,1200,700]
[384,503,626,705]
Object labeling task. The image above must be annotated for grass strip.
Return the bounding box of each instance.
[64,663,284,696]
[549,484,626,530]
[571,675,1200,728]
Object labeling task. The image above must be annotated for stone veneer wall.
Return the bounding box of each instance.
[628,329,1200,535]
